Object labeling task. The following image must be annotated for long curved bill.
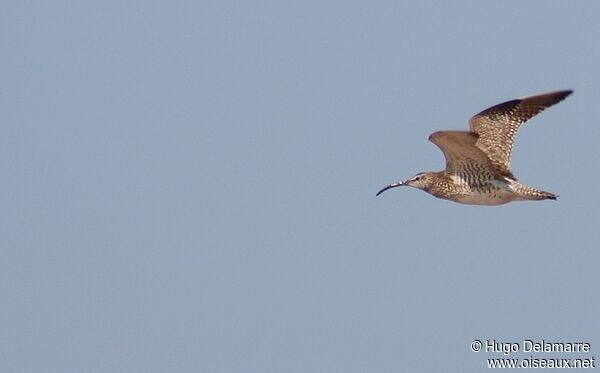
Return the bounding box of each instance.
[376,181,406,196]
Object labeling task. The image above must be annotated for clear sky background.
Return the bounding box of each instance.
[2,1,598,372]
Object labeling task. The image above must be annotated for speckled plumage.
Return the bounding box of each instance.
[377,90,573,205]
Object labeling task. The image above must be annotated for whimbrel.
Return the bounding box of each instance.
[376,90,573,205]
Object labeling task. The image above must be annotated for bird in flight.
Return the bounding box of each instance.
[376,90,573,205]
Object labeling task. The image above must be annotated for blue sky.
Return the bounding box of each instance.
[2,1,598,372]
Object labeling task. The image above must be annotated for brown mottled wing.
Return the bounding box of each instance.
[429,131,499,182]
[469,90,572,179]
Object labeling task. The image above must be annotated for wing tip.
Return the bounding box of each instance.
[520,89,573,102]
[429,130,478,143]
[428,131,443,142]
[559,89,574,100]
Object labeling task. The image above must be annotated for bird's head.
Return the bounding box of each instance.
[376,172,434,196]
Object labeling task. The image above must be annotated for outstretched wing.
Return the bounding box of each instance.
[429,131,499,183]
[469,90,572,178]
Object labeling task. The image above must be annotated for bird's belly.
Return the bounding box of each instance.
[443,181,517,206]
[451,192,514,206]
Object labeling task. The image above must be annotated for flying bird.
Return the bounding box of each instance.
[376,90,573,205]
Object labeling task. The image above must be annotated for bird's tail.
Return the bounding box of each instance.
[509,181,558,201]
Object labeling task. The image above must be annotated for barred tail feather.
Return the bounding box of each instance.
[509,181,558,201]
